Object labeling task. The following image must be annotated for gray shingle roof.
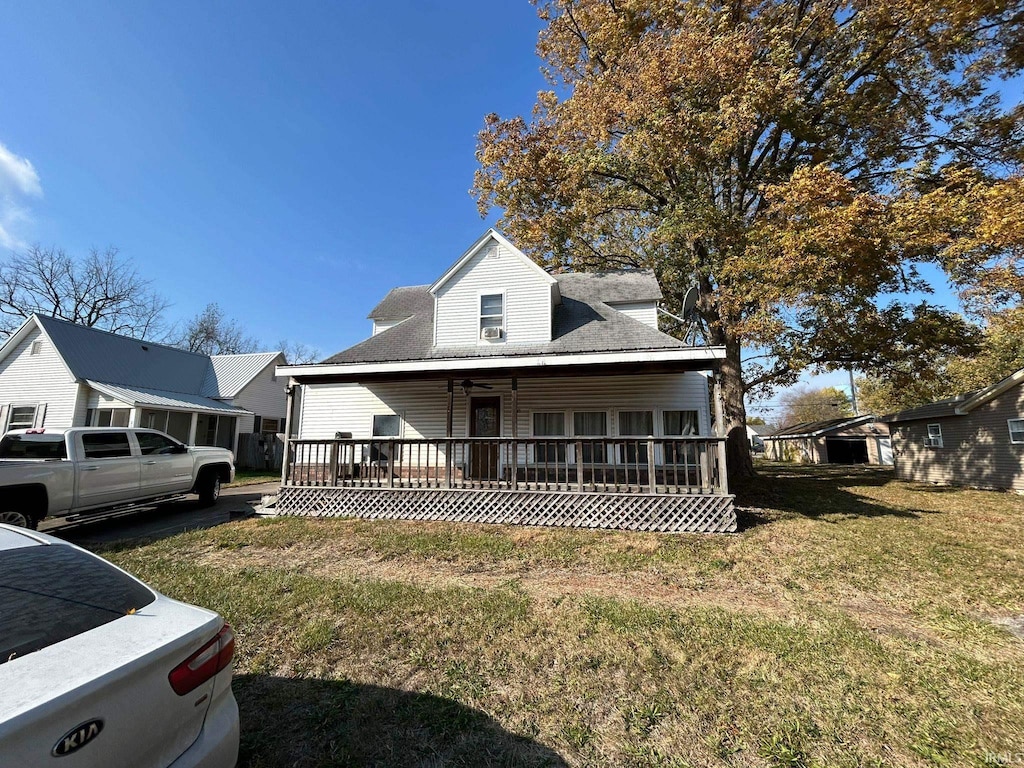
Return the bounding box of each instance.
[326,270,685,365]
[881,394,977,423]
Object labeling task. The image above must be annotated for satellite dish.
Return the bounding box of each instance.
[680,287,699,319]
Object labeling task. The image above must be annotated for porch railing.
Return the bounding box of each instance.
[284,437,728,495]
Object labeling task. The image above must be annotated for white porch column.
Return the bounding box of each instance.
[281,382,295,484]
[188,412,198,446]
[128,407,140,428]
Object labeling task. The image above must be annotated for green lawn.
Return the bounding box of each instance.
[99,463,1024,767]
[227,470,281,487]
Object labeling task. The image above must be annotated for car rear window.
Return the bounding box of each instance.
[0,434,67,460]
[0,545,156,665]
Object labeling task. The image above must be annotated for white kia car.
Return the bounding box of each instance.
[0,524,239,766]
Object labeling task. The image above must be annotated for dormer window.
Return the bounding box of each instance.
[480,294,504,341]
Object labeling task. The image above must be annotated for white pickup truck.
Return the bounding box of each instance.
[0,427,236,529]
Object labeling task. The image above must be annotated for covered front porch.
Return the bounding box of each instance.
[276,351,736,533]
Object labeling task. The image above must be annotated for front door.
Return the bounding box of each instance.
[469,396,501,480]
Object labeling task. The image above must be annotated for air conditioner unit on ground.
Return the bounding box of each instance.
[481,326,503,340]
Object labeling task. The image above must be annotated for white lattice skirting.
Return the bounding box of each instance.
[275,486,737,533]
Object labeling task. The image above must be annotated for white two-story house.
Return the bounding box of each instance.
[276,230,735,532]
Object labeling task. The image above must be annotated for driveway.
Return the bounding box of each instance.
[39,482,280,546]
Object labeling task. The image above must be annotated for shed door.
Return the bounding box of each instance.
[469,397,500,480]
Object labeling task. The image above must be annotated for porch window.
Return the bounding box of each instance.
[926,423,943,448]
[140,409,192,444]
[480,294,504,340]
[618,410,654,463]
[532,412,566,463]
[573,411,608,464]
[93,408,130,428]
[371,414,402,463]
[196,414,236,450]
[664,410,699,464]
[7,405,37,431]
[1009,419,1024,445]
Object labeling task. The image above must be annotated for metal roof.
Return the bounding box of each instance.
[20,315,279,399]
[36,315,210,393]
[201,352,283,398]
[86,381,251,415]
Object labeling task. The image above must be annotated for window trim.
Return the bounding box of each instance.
[1009,418,1024,445]
[926,423,943,448]
[478,290,506,343]
[6,403,39,431]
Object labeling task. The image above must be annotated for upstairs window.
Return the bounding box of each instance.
[480,294,504,340]
[926,423,943,448]
[1009,419,1024,445]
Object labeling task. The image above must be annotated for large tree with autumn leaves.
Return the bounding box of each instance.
[474,0,1023,477]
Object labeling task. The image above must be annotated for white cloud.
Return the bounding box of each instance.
[0,141,42,250]
[0,142,42,198]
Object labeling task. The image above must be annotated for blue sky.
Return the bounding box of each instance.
[0,1,545,353]
[0,2,1016,422]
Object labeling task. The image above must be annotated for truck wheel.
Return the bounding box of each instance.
[197,471,222,507]
[0,510,36,529]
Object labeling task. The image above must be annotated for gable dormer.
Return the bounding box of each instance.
[430,230,559,347]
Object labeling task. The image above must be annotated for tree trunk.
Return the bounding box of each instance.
[717,334,755,481]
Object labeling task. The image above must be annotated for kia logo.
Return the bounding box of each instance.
[51,719,103,757]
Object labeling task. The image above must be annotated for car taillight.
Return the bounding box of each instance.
[168,623,235,696]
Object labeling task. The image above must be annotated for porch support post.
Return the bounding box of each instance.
[511,377,518,490]
[446,379,453,488]
[281,382,295,485]
[712,367,729,494]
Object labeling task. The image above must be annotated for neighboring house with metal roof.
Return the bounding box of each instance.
[881,368,1024,491]
[0,314,287,452]
[763,416,893,465]
[275,229,736,533]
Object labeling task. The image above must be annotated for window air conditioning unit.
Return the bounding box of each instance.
[481,326,503,340]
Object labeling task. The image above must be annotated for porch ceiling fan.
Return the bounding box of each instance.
[460,379,493,395]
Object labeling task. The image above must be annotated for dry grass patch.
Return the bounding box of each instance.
[98,463,1024,767]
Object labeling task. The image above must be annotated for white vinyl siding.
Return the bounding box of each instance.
[297,372,712,443]
[606,301,659,329]
[230,356,287,428]
[0,327,80,430]
[434,242,552,347]
[372,319,405,336]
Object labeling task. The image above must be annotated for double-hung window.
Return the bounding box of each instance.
[618,410,654,463]
[926,424,943,448]
[573,411,607,464]
[480,294,504,340]
[532,412,566,463]
[6,405,37,431]
[663,410,699,464]
[1009,418,1024,445]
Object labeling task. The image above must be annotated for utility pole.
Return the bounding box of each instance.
[849,369,859,416]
